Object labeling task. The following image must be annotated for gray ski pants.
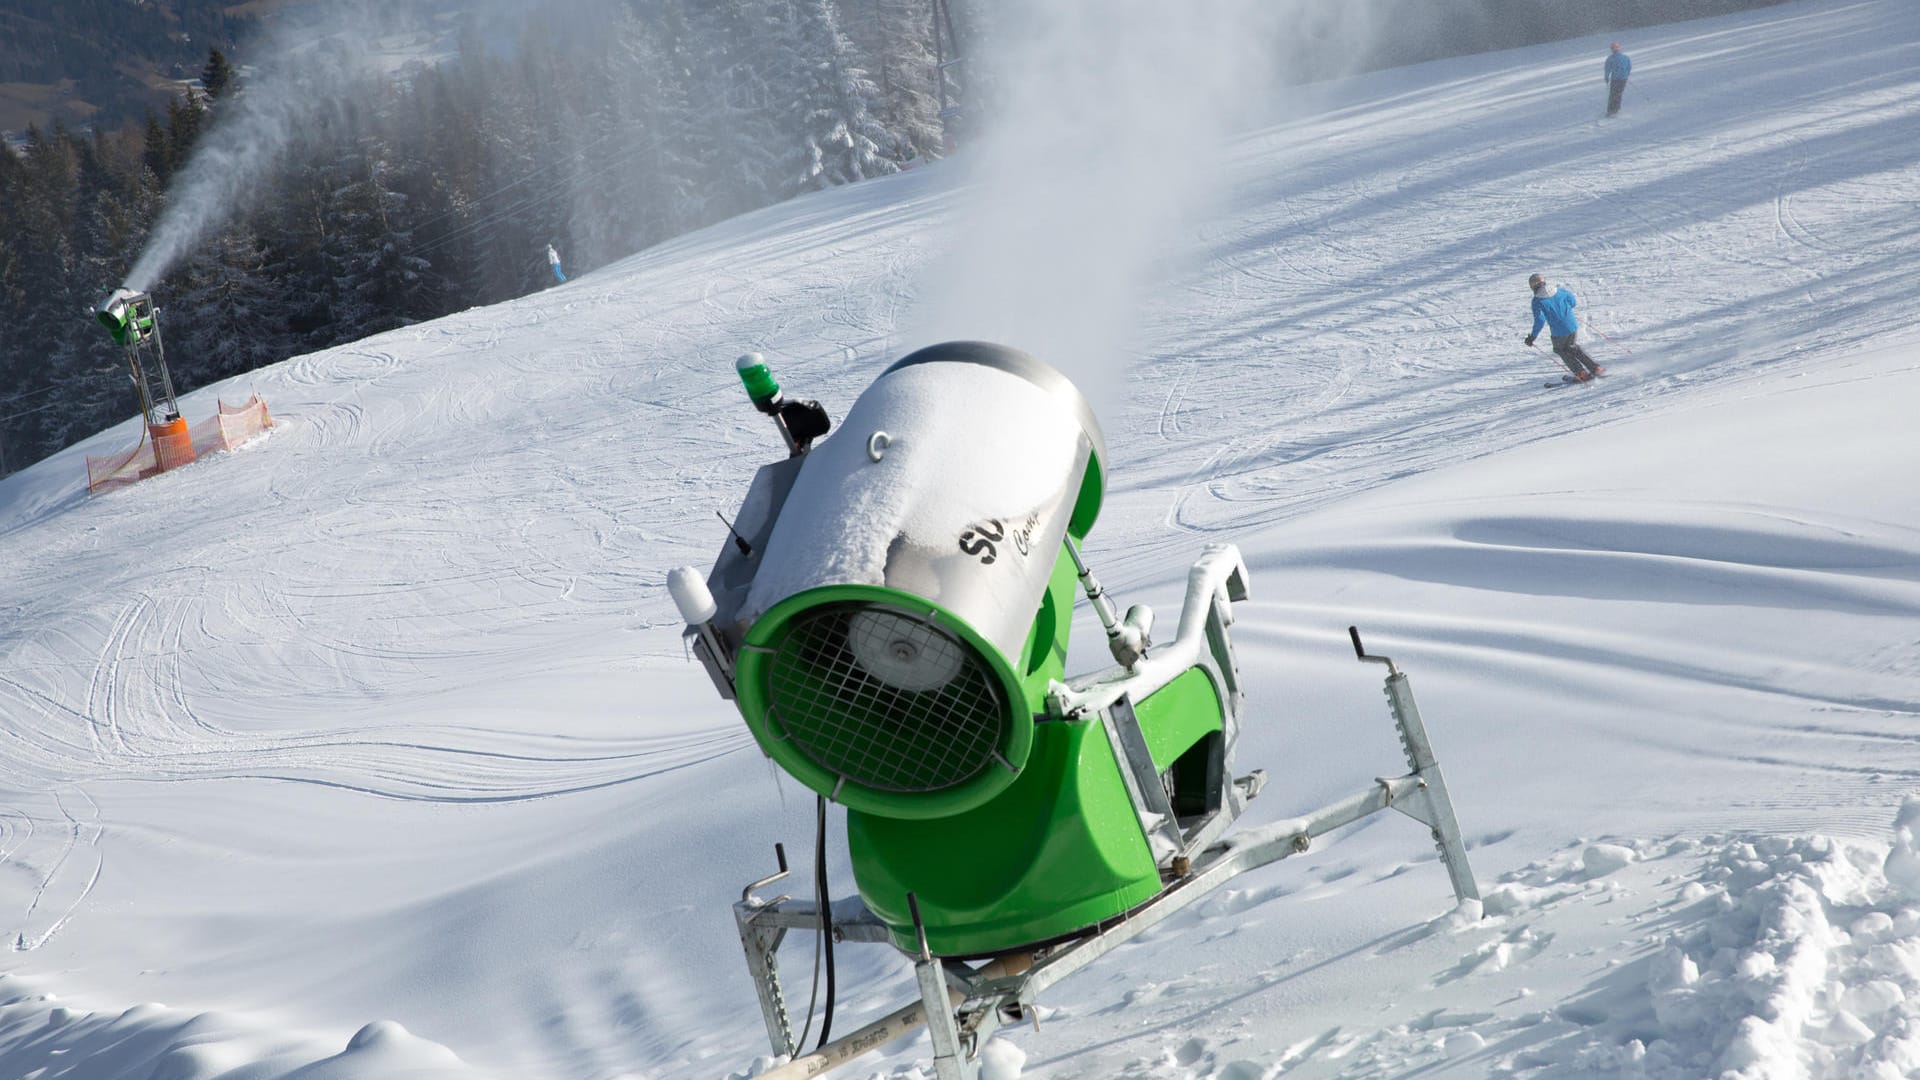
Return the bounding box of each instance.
[1551,333,1601,376]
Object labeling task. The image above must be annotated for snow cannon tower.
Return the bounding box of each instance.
[675,343,1482,1079]
[94,288,193,470]
[84,288,272,492]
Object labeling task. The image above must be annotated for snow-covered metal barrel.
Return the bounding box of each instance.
[732,342,1105,819]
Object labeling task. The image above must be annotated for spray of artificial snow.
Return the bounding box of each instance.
[904,1,1494,425]
[125,10,391,292]
[907,1,1286,424]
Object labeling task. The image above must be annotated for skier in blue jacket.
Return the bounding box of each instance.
[1525,273,1604,380]
[1604,43,1631,117]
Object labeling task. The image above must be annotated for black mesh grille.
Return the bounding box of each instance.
[765,604,1007,793]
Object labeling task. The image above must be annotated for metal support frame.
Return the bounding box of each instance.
[910,895,972,1079]
[1056,543,1250,868]
[734,844,799,1056]
[98,290,180,428]
[131,311,180,426]
[734,624,1480,1080]
[1351,626,1480,904]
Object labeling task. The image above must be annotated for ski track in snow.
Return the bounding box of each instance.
[1,1,1919,1077]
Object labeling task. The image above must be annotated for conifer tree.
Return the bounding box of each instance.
[142,109,174,183]
[835,0,944,162]
[779,0,899,191]
[201,47,237,100]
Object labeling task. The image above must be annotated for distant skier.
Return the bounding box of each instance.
[1524,273,1604,381]
[1604,43,1631,117]
[547,243,567,284]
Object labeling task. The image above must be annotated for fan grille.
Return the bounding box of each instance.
[765,604,1007,793]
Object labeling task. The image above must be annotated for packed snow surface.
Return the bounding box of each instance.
[4,1,1920,1077]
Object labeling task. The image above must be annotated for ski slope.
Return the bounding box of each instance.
[4,1,1920,1076]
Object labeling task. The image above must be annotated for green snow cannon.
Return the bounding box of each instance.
[673,341,1251,957]
[94,287,157,345]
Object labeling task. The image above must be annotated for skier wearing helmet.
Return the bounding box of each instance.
[1604,43,1631,117]
[1525,273,1604,381]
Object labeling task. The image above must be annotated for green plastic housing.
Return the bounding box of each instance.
[851,664,1226,956]
[847,716,1158,955]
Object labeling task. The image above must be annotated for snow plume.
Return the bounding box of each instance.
[124,4,399,293]
[907,1,1285,423]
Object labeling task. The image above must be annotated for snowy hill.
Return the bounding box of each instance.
[4,1,1920,1077]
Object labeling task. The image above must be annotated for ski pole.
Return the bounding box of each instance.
[1584,320,1634,357]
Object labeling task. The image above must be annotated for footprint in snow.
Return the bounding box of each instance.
[1441,927,1555,982]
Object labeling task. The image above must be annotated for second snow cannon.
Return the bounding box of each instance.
[673,341,1252,956]
[82,287,273,492]
[92,287,193,468]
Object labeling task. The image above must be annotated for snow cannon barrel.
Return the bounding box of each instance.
[729,342,1104,821]
[93,287,155,346]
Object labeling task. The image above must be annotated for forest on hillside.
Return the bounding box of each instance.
[0,0,249,126]
[0,0,1786,477]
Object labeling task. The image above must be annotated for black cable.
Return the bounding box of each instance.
[815,793,837,1050]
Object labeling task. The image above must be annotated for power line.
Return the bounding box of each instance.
[0,383,62,409]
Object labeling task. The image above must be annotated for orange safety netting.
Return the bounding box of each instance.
[86,396,273,493]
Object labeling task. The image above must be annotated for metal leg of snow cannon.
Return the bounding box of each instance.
[910,894,977,1080]
[735,844,798,1057]
[1349,626,1480,906]
[736,846,900,1062]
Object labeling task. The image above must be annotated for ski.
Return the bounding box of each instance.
[1545,366,1607,389]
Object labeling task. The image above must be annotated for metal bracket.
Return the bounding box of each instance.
[1097,696,1187,863]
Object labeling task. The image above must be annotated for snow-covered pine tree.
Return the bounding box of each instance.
[201,47,237,100]
[65,132,153,441]
[169,221,283,390]
[566,4,708,263]
[763,0,900,193]
[679,0,785,220]
[337,145,449,334]
[141,110,175,184]
[834,0,945,163]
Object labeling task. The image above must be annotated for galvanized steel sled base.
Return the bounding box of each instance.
[733,624,1481,1080]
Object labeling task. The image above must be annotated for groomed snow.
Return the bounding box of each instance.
[3,1,1920,1077]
